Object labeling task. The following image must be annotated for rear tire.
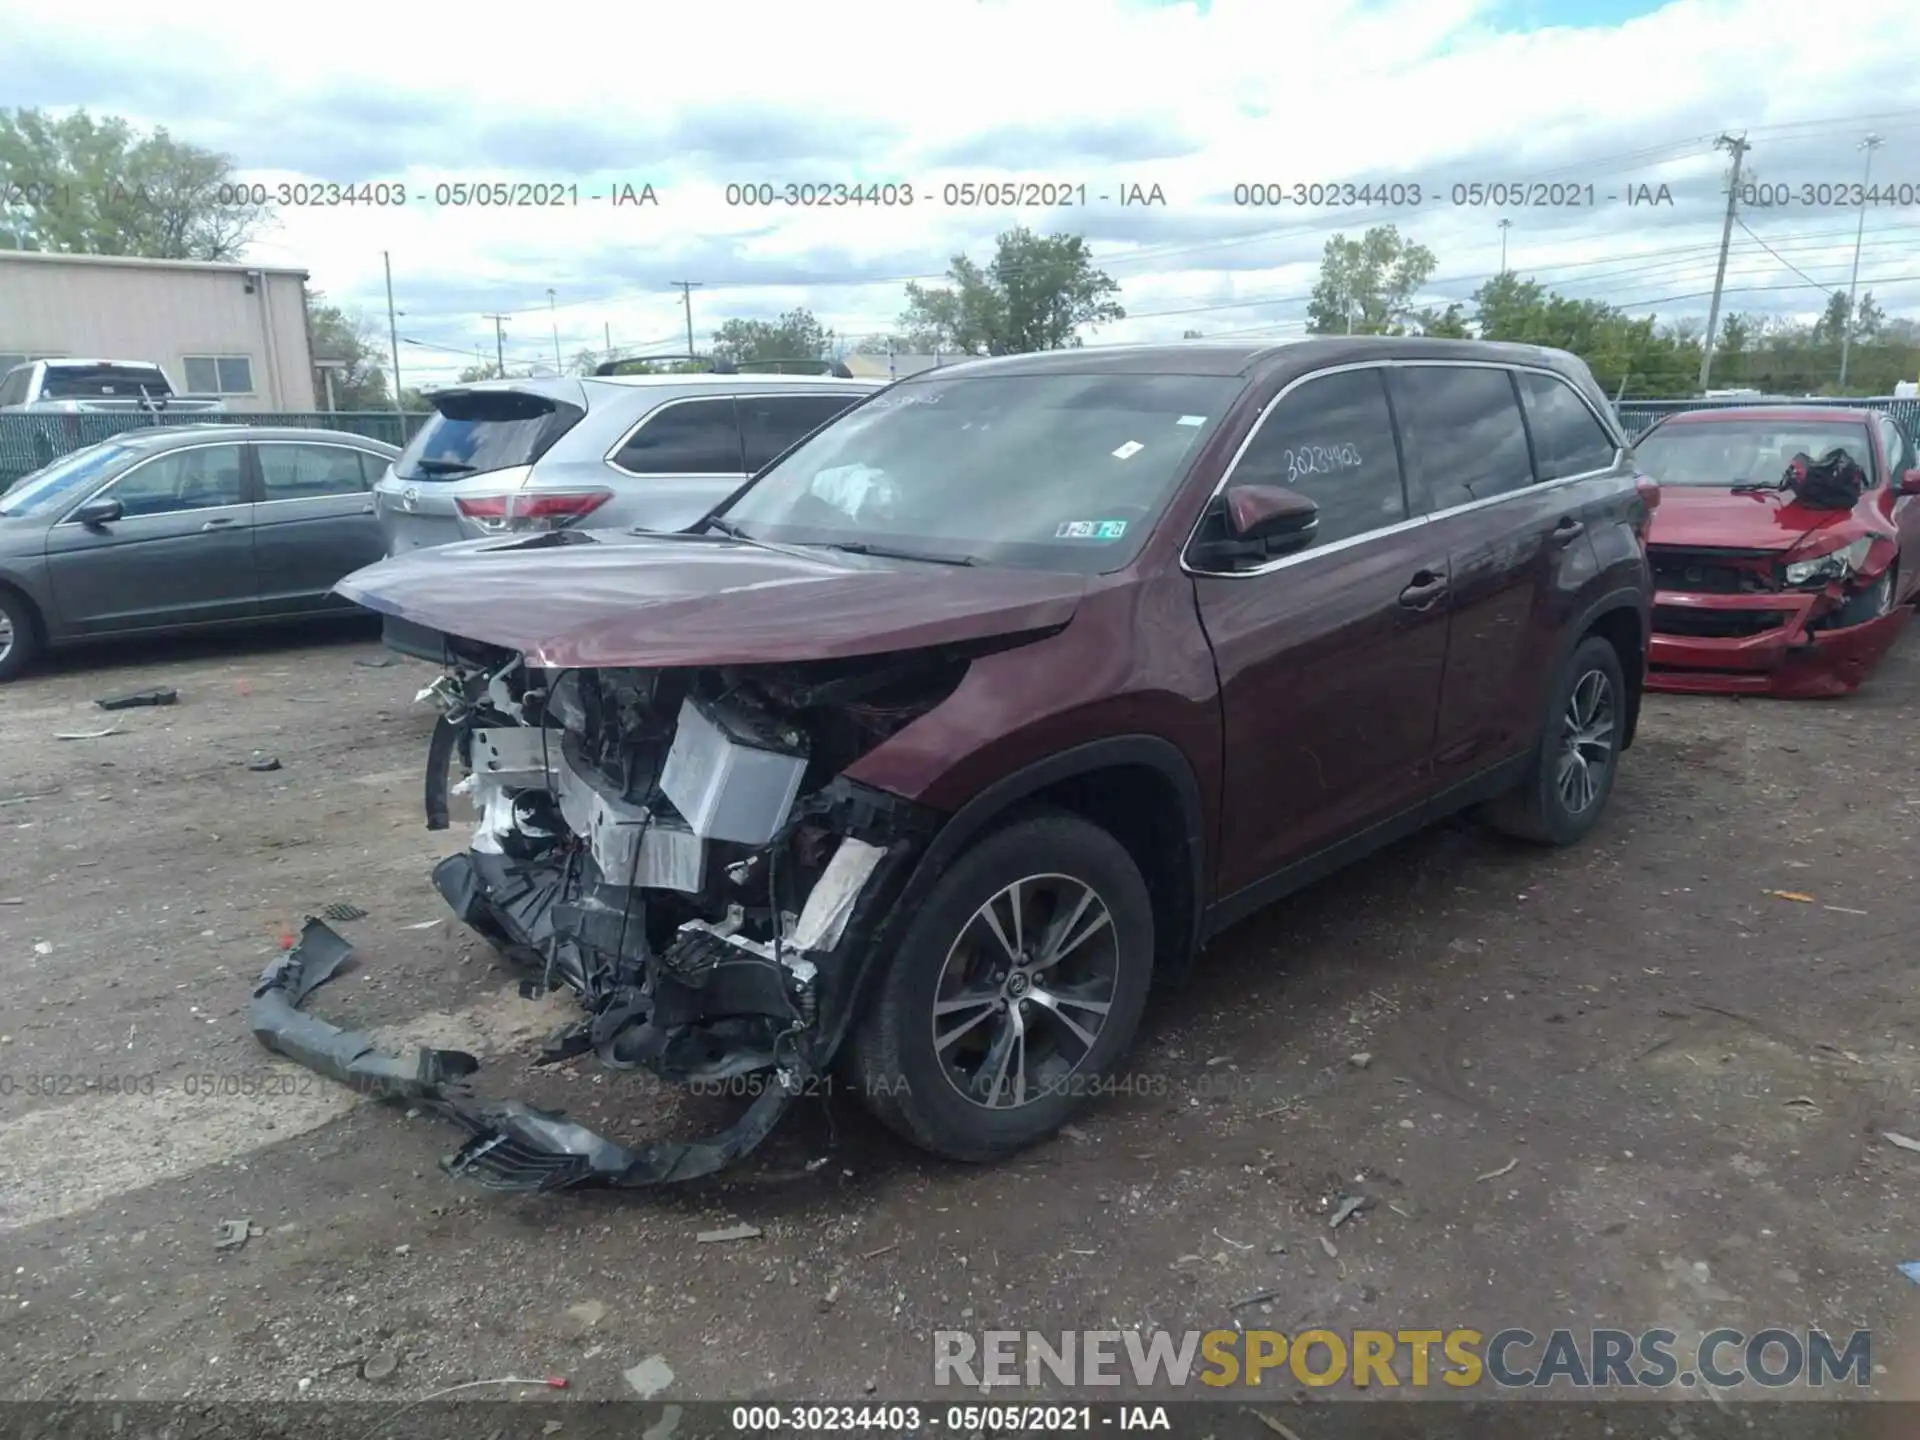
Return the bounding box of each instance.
[847,811,1155,1161]
[0,588,41,683]
[1482,634,1625,846]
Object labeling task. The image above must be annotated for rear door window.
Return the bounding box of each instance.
[611,397,745,474]
[1389,366,1535,509]
[1223,367,1408,550]
[739,393,864,471]
[396,390,585,482]
[1517,370,1618,480]
[259,443,373,499]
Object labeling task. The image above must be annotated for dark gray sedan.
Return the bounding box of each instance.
[0,425,399,681]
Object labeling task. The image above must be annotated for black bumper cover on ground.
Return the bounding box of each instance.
[248,917,796,1191]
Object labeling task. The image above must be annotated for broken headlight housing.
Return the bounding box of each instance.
[1783,535,1873,588]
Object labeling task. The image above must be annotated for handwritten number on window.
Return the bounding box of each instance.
[1281,444,1362,483]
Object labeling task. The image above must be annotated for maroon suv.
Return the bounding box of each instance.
[254,338,1655,1191]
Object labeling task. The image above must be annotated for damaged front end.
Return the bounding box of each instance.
[253,641,972,1191]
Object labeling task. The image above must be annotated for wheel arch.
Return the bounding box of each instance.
[889,736,1208,985]
[1567,590,1647,751]
[0,577,49,650]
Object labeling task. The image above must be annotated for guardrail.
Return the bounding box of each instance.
[0,411,430,488]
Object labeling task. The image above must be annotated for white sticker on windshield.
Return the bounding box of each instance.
[1177,415,1206,426]
[1112,440,1145,460]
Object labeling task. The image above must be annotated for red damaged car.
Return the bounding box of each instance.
[1633,406,1920,697]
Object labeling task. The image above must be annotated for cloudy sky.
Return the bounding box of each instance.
[6,0,1918,384]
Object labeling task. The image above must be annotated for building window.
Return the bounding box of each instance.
[183,356,256,396]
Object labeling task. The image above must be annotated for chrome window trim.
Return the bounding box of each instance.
[602,389,865,478]
[54,439,248,525]
[1181,358,1626,580]
[250,436,390,504]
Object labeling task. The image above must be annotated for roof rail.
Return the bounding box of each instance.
[592,353,854,379]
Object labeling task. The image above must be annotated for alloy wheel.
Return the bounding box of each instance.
[929,873,1120,1110]
[1555,668,1616,816]
[0,611,12,665]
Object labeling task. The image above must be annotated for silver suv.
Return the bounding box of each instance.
[372,367,880,553]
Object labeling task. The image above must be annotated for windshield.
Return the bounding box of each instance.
[395,390,584,481]
[714,372,1240,572]
[0,442,133,516]
[1635,419,1874,488]
[41,364,173,400]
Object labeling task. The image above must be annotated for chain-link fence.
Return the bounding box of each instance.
[1615,396,1920,440]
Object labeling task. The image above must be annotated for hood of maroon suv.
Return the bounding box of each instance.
[334,529,1089,668]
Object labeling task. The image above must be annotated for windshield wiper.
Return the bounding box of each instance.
[410,459,480,476]
[814,540,977,567]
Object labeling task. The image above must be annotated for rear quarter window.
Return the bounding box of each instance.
[1517,370,1618,480]
[610,397,745,475]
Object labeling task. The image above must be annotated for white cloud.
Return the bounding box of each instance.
[4,0,1918,381]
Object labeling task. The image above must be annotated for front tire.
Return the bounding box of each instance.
[1482,634,1625,846]
[0,589,41,683]
[848,811,1155,1161]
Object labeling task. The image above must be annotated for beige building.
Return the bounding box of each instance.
[0,251,317,411]
[842,351,977,381]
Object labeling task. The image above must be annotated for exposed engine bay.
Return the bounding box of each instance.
[251,636,979,1191]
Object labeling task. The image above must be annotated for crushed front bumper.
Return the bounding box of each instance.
[250,918,799,1190]
[1646,587,1909,698]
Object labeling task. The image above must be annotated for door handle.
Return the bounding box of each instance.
[1549,516,1586,548]
[200,516,238,531]
[1398,569,1449,610]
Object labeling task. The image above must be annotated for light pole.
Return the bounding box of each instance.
[547,288,563,371]
[1497,218,1512,275]
[1838,133,1884,391]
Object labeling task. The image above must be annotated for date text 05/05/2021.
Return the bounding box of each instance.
[728,1404,1172,1432]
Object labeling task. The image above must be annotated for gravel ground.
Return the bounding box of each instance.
[2,617,1918,1436]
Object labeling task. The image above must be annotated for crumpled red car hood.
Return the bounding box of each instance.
[1649,488,1860,551]
[335,529,1089,669]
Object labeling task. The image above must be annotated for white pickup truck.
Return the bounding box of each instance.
[0,358,228,414]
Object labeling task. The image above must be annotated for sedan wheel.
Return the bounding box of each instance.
[0,590,39,683]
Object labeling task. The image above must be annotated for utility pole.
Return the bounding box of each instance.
[547,289,563,372]
[382,251,403,418]
[605,321,612,356]
[482,314,509,377]
[1698,132,1751,392]
[670,281,703,355]
[1839,133,1884,391]
[1497,218,1512,275]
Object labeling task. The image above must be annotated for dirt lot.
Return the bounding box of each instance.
[3,618,1920,1429]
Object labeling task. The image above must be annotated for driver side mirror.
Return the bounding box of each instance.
[71,497,123,528]
[1188,484,1319,571]
[1898,469,1920,497]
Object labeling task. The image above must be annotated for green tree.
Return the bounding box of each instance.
[899,228,1124,355]
[1181,329,1204,339]
[568,347,603,376]
[397,386,435,412]
[1305,225,1437,335]
[1469,273,1702,397]
[712,307,834,365]
[307,292,391,410]
[1812,291,1850,348]
[0,107,269,260]
[1411,303,1470,338]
